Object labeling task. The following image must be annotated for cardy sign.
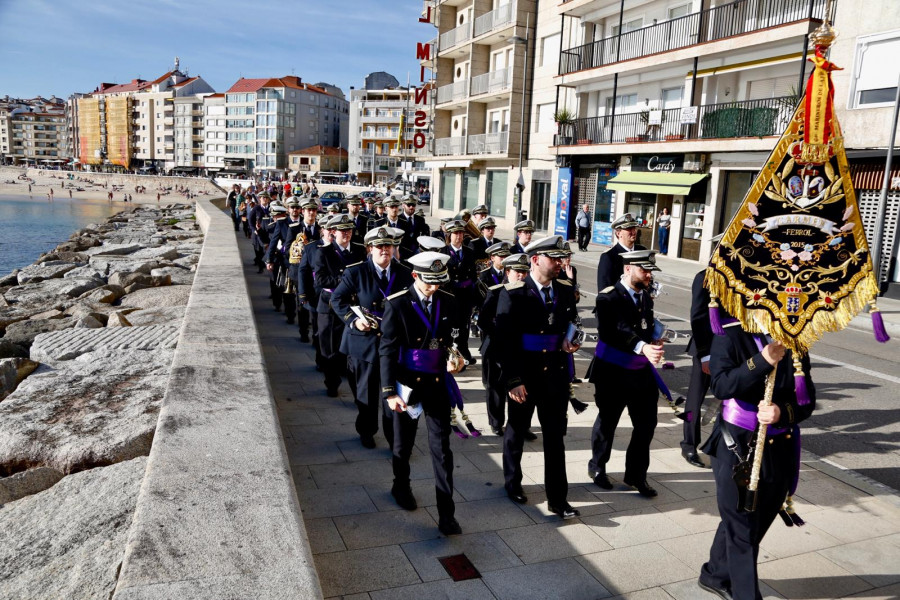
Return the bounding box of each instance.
[554,167,573,237]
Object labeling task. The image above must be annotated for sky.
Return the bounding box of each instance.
[0,0,428,99]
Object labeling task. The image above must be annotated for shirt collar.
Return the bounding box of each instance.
[530,274,552,298]
[617,241,634,252]
[620,277,642,301]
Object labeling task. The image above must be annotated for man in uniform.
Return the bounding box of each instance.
[400,196,429,241]
[477,241,511,296]
[263,203,288,312]
[442,220,478,366]
[596,213,646,291]
[292,197,321,342]
[332,226,413,449]
[510,220,535,255]
[298,215,334,367]
[469,217,502,264]
[495,236,581,518]
[698,322,815,600]
[346,195,369,243]
[380,251,463,536]
[587,250,664,497]
[369,199,386,229]
[314,214,367,396]
[681,269,715,468]
[248,191,272,272]
[470,204,489,229]
[375,197,414,258]
[265,197,305,325]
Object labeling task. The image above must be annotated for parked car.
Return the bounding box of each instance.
[318,191,345,212]
[418,189,431,205]
[359,190,384,202]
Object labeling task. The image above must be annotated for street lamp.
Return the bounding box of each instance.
[510,14,530,222]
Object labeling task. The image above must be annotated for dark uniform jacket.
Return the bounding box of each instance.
[478,281,505,357]
[596,242,647,291]
[298,239,323,310]
[703,326,815,461]
[495,277,578,393]
[686,270,714,359]
[468,236,503,263]
[348,213,370,244]
[332,258,413,363]
[401,212,430,241]
[379,286,461,403]
[510,241,528,255]
[249,204,272,247]
[313,241,367,314]
[477,266,506,300]
[373,216,414,256]
[264,218,304,265]
[442,245,477,291]
[586,281,655,384]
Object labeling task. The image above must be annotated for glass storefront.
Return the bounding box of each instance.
[462,169,480,210]
[486,170,507,218]
[440,169,456,211]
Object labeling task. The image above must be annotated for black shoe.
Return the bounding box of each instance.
[438,516,462,536]
[491,426,504,436]
[623,477,658,498]
[466,357,477,366]
[286,316,295,325]
[326,387,339,398]
[506,487,527,504]
[591,472,613,490]
[300,333,310,343]
[683,451,709,469]
[698,578,733,600]
[274,306,281,313]
[523,429,537,442]
[360,434,376,449]
[548,502,580,519]
[391,485,417,511]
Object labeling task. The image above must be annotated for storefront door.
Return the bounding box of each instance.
[532,181,551,231]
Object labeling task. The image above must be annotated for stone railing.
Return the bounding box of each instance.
[111,197,322,599]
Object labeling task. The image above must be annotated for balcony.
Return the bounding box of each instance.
[359,156,399,171]
[436,80,469,105]
[434,137,467,156]
[468,131,509,155]
[473,1,516,37]
[559,0,827,75]
[439,22,471,52]
[555,96,797,146]
[470,68,513,97]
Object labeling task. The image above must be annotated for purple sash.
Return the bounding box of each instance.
[400,348,443,373]
[593,340,673,403]
[522,334,564,352]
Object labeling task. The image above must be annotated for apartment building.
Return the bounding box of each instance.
[425,0,537,226]
[349,72,430,187]
[550,0,834,264]
[288,145,348,175]
[0,96,66,165]
[62,93,90,162]
[223,76,349,176]
[203,94,227,174]
[80,60,214,171]
[173,94,209,172]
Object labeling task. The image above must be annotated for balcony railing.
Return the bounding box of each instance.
[439,22,471,50]
[437,80,469,104]
[468,131,509,154]
[470,68,513,96]
[556,96,798,146]
[473,0,516,37]
[560,0,827,75]
[360,156,399,171]
[434,137,467,156]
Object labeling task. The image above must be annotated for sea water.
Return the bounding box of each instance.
[0,194,123,276]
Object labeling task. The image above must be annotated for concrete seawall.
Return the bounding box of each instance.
[112,198,322,599]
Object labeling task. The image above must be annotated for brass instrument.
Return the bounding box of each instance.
[284,230,308,294]
[351,305,382,330]
[447,328,466,373]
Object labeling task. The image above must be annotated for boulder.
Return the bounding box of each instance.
[0,341,27,360]
[150,267,192,285]
[119,284,192,309]
[0,271,19,287]
[124,306,186,326]
[28,309,64,321]
[173,254,199,269]
[106,312,132,328]
[0,466,64,505]
[81,243,143,257]
[30,325,178,366]
[50,251,89,263]
[75,316,104,329]
[0,458,147,599]
[63,265,105,281]
[3,318,74,348]
[16,262,80,285]
[2,278,102,305]
[108,271,152,288]
[0,348,173,476]
[78,284,125,304]
[64,303,115,323]
[129,246,179,261]
[0,358,39,401]
[88,256,157,275]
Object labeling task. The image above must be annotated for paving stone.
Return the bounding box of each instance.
[657,530,717,575]
[453,471,514,502]
[305,518,346,554]
[818,538,900,588]
[655,496,721,534]
[804,502,900,543]
[846,582,900,599]
[582,507,691,549]
[652,469,717,501]
[483,558,612,600]
[516,486,615,524]
[577,542,692,595]
[758,551,873,599]
[758,520,842,560]
[30,324,179,366]
[610,587,679,600]
[313,545,421,597]
[499,521,612,564]
[363,478,443,512]
[369,578,496,600]
[296,485,378,520]
[400,531,522,582]
[333,508,440,550]
[426,497,533,535]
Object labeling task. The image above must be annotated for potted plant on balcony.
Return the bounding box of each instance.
[553,108,575,146]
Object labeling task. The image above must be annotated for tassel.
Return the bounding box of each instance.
[785,496,805,526]
[709,296,726,335]
[793,357,811,406]
[871,302,891,343]
[778,508,795,527]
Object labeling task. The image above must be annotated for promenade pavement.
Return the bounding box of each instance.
[239,236,900,600]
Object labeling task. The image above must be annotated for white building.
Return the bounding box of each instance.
[203,93,227,174]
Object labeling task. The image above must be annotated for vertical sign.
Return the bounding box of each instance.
[553,167,572,237]
[414,4,435,152]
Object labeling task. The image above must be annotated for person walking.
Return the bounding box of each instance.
[575,203,592,251]
[657,207,671,255]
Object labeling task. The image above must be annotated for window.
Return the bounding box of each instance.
[309,107,316,114]
[612,17,643,37]
[667,3,692,20]
[747,76,795,100]
[462,170,480,209]
[661,87,683,109]
[539,33,560,68]
[604,93,638,115]
[486,170,507,217]
[440,169,456,210]
[536,103,555,133]
[850,31,900,108]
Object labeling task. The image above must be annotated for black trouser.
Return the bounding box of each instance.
[231,211,240,231]
[347,355,394,445]
[451,289,474,361]
[269,277,283,310]
[283,280,297,322]
[317,311,345,391]
[503,383,569,506]
[588,367,658,481]
[391,392,454,519]
[482,351,505,429]
[681,355,711,455]
[701,431,793,600]
[298,302,311,337]
[577,226,590,250]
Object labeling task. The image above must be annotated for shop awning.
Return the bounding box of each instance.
[607,172,708,195]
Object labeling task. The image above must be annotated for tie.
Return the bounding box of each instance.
[634,292,644,311]
[379,269,389,291]
[423,298,431,317]
[541,286,552,306]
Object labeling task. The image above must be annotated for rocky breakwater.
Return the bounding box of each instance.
[0,204,202,599]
